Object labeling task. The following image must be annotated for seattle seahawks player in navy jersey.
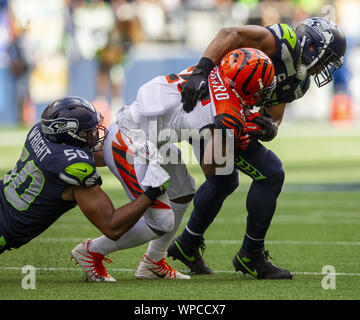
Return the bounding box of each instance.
[167,17,346,278]
[0,96,169,281]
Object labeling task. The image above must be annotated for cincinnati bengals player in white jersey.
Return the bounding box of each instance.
[116,64,246,147]
[71,48,276,281]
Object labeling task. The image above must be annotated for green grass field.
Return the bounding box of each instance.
[0,121,359,301]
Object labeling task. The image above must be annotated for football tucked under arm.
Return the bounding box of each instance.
[245,112,278,142]
[213,112,245,138]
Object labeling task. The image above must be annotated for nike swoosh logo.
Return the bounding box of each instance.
[175,241,195,262]
[149,269,166,278]
[76,168,88,173]
[236,255,258,277]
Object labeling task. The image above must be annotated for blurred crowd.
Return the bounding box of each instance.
[0,0,359,125]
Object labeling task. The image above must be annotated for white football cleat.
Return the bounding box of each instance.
[71,239,116,282]
[135,254,191,279]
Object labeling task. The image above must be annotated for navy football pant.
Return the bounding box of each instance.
[181,139,284,251]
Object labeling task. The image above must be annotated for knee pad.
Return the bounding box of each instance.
[144,207,175,234]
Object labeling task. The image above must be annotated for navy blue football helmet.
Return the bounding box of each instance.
[295,17,346,87]
[41,96,107,151]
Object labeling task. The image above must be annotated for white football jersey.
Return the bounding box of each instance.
[116,66,246,147]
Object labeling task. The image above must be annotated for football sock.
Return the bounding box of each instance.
[242,170,284,252]
[242,234,265,252]
[146,200,191,262]
[181,171,239,244]
[89,217,158,256]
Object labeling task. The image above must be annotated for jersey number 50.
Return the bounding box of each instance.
[3,147,45,211]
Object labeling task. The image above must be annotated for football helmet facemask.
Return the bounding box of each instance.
[295,17,346,87]
[41,96,108,152]
[217,48,276,108]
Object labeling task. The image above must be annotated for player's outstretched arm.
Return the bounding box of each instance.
[203,25,276,66]
[181,25,276,113]
[68,184,165,240]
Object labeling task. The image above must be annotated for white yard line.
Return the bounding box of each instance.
[0,266,358,276]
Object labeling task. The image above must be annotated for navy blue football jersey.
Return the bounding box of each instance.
[266,23,311,106]
[0,123,102,249]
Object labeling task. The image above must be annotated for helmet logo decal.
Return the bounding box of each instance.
[305,18,334,44]
[42,118,79,135]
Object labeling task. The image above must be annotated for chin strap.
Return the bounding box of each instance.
[296,36,308,81]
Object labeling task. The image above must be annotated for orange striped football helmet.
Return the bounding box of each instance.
[218,48,276,107]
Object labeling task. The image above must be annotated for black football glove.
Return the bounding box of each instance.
[143,179,170,202]
[246,112,277,142]
[181,57,215,113]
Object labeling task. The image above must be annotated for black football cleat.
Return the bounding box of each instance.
[167,236,213,274]
[233,248,293,279]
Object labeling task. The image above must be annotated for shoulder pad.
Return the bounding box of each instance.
[59,161,102,187]
[266,24,299,58]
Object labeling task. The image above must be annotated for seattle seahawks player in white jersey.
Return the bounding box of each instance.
[168,17,347,278]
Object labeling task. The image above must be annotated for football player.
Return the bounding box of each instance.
[71,48,276,280]
[167,17,347,278]
[0,96,170,281]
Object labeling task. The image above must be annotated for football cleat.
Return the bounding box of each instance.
[71,239,116,282]
[167,236,213,275]
[232,248,293,279]
[135,254,190,279]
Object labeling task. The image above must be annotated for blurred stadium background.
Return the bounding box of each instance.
[0,0,359,128]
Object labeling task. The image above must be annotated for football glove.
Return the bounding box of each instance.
[234,121,263,151]
[246,112,277,142]
[181,57,215,113]
[143,179,170,202]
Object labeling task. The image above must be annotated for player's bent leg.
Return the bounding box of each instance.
[72,202,175,281]
[232,170,292,279]
[167,170,239,275]
[243,169,285,252]
[134,199,191,279]
[232,141,292,279]
[136,159,196,279]
[71,123,175,281]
